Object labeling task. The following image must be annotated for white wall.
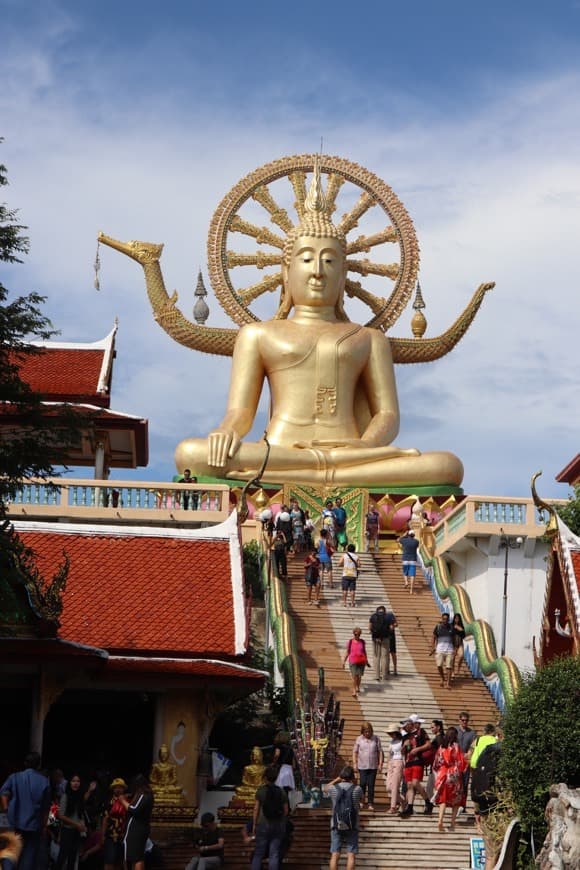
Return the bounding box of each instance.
[445,539,549,673]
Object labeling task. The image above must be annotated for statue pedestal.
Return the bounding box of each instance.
[203,476,462,553]
[151,804,198,828]
[218,798,254,823]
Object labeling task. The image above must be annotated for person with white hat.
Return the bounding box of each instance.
[385,724,406,814]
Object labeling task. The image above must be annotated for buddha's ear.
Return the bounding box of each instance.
[282,261,289,285]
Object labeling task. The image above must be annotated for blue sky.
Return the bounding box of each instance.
[2,0,580,498]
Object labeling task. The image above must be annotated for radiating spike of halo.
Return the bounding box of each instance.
[288,171,307,220]
[227,251,282,269]
[325,172,345,215]
[337,191,375,234]
[229,214,285,249]
[251,185,294,233]
[347,226,398,254]
[237,272,283,304]
[347,257,399,280]
[345,278,388,315]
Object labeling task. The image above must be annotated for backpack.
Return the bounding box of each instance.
[369,611,389,638]
[471,744,500,810]
[262,784,285,820]
[332,784,357,831]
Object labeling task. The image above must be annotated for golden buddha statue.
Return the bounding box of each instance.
[234,746,266,804]
[149,743,184,805]
[99,154,493,489]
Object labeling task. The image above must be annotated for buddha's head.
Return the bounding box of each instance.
[278,158,348,319]
[250,746,263,765]
[158,743,170,762]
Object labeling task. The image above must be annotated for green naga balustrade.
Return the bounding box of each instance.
[421,543,521,710]
[259,550,308,711]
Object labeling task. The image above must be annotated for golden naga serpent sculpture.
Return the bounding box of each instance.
[98,154,494,361]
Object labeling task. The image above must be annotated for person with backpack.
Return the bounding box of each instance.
[471,740,501,822]
[343,628,369,698]
[368,605,398,679]
[339,544,360,608]
[324,765,363,870]
[250,766,288,870]
[275,506,293,553]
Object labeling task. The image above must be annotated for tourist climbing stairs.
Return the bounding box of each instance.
[275,546,501,869]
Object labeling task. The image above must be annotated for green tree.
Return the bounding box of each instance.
[555,485,580,536]
[0,145,85,624]
[499,656,580,847]
[0,145,84,507]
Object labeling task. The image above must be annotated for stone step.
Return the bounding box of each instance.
[281,548,497,869]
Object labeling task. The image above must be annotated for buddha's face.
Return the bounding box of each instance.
[283,236,346,309]
[159,745,169,762]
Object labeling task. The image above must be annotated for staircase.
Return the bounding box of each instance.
[278,547,500,868]
[158,547,499,869]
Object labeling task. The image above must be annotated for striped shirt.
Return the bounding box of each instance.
[353,734,383,769]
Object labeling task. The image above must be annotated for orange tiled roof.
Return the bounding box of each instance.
[107,657,264,682]
[11,348,110,407]
[18,529,238,656]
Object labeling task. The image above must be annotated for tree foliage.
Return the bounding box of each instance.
[243,539,264,600]
[555,485,580,536]
[499,656,580,844]
[0,144,86,618]
[0,146,85,508]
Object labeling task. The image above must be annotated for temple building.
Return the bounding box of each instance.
[533,458,580,664]
[0,329,265,804]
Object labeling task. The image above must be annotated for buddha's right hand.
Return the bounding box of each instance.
[208,428,242,467]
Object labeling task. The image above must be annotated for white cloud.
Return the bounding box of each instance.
[2,24,579,499]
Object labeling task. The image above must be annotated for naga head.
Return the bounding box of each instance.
[98,232,164,265]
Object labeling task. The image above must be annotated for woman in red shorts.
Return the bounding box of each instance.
[399,716,434,817]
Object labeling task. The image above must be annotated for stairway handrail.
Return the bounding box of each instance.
[422,545,522,710]
[259,546,308,710]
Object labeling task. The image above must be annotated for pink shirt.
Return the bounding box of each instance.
[353,734,383,770]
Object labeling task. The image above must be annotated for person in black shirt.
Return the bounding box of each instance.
[178,468,199,511]
[185,813,224,870]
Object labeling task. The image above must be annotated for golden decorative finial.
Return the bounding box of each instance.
[411,281,427,337]
[304,155,328,215]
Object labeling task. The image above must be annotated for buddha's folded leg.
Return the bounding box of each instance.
[175,437,463,486]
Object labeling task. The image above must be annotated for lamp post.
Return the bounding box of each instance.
[499,528,524,657]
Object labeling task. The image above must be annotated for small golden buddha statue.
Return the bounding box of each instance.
[149,744,184,805]
[234,746,266,804]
